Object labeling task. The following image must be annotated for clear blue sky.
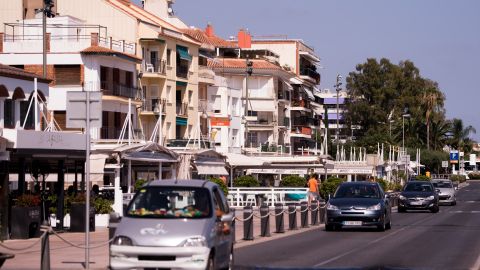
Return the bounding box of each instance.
[137,0,480,141]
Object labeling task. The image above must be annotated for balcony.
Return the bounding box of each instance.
[278,117,290,127]
[142,98,166,114]
[142,60,166,75]
[292,117,320,127]
[277,90,290,101]
[176,102,188,117]
[248,119,275,127]
[176,65,189,79]
[300,67,321,84]
[291,99,311,111]
[101,81,138,99]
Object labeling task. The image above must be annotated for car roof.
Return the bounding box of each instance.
[144,179,217,189]
[339,181,379,186]
[431,179,452,182]
[406,181,433,185]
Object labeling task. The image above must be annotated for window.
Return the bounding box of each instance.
[188,90,193,104]
[211,95,221,113]
[166,85,172,101]
[125,71,133,88]
[167,49,171,66]
[4,99,14,128]
[188,124,193,136]
[232,97,239,116]
[54,65,81,85]
[232,129,239,146]
[166,122,172,138]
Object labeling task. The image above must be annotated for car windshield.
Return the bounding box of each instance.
[126,186,212,219]
[432,182,453,188]
[404,183,433,192]
[334,184,381,199]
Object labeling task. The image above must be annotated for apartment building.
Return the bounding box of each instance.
[316,88,351,142]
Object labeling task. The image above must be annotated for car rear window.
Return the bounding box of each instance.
[432,182,453,188]
[404,183,433,192]
[334,184,381,199]
[126,186,212,219]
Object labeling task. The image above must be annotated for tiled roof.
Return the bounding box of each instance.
[81,46,142,62]
[0,63,51,83]
[207,58,283,70]
[182,28,237,49]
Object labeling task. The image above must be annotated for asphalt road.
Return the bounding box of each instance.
[235,181,480,270]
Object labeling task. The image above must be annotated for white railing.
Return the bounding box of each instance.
[227,187,308,207]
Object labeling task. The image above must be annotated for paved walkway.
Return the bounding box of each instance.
[0,206,322,270]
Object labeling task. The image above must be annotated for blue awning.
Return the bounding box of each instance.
[176,117,188,126]
[324,97,345,105]
[176,45,192,61]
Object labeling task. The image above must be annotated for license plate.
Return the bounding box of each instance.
[410,201,422,205]
[343,221,362,226]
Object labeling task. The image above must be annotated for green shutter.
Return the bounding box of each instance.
[176,45,192,61]
[176,117,188,126]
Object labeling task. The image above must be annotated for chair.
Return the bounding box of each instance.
[146,63,154,73]
[245,195,257,207]
[226,194,235,206]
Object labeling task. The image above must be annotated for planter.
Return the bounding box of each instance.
[0,253,14,268]
[70,203,95,232]
[95,214,109,227]
[10,206,41,239]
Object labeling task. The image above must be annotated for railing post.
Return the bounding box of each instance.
[311,200,319,225]
[288,205,297,230]
[274,203,285,233]
[40,223,50,270]
[319,199,326,224]
[300,201,309,228]
[260,203,270,237]
[243,206,253,240]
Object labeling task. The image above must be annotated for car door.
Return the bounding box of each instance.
[212,188,231,267]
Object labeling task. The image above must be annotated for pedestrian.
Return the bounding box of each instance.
[307,173,320,205]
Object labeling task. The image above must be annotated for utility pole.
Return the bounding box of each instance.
[334,74,342,158]
[42,0,55,78]
[244,59,253,149]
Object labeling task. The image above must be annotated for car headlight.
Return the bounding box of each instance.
[366,203,381,210]
[399,195,406,200]
[181,236,207,247]
[326,203,339,210]
[113,236,133,246]
[427,195,435,200]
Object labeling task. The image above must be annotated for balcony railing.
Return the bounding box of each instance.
[292,126,312,136]
[300,67,321,84]
[291,99,311,109]
[176,102,188,117]
[199,65,215,80]
[277,91,290,101]
[176,65,189,79]
[248,119,275,126]
[101,81,138,99]
[142,98,166,113]
[143,59,166,75]
[292,117,320,127]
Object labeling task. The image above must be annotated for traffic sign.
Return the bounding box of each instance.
[442,161,449,168]
[450,150,459,164]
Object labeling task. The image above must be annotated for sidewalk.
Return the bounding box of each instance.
[0,207,322,270]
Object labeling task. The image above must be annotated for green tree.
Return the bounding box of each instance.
[449,118,476,153]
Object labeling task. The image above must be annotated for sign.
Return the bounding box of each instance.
[247,168,308,175]
[210,117,230,127]
[460,152,464,157]
[3,129,86,150]
[470,154,477,166]
[450,150,459,164]
[66,91,102,129]
[442,161,449,168]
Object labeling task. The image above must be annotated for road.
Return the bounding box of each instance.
[235,181,480,270]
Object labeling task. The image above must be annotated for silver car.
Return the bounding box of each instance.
[431,179,457,205]
[110,180,235,270]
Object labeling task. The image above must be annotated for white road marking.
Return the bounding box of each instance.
[314,213,439,267]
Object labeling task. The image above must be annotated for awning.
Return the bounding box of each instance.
[139,38,165,43]
[90,154,108,174]
[248,99,276,112]
[122,142,179,163]
[283,80,293,90]
[225,153,270,167]
[299,51,320,63]
[176,81,188,87]
[302,87,315,100]
[195,164,228,175]
[290,77,303,85]
[176,45,192,61]
[176,117,188,126]
[323,97,345,105]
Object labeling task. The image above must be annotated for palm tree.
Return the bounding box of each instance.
[449,118,476,152]
[430,117,451,150]
[421,82,444,150]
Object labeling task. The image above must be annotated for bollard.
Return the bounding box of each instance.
[311,200,319,225]
[260,204,270,237]
[288,205,297,230]
[40,223,50,270]
[319,199,326,224]
[243,206,254,240]
[300,201,309,228]
[274,203,285,233]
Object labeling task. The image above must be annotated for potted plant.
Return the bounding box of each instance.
[93,197,113,227]
[69,193,95,232]
[11,194,41,239]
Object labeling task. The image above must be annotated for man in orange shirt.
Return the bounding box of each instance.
[308,173,320,205]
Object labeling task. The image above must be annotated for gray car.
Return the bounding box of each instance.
[110,180,235,270]
[325,182,392,231]
[431,179,457,205]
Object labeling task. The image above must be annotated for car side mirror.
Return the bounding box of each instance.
[455,187,459,191]
[435,189,441,193]
[220,213,234,223]
[110,212,122,223]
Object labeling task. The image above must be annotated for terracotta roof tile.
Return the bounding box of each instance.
[182,28,237,49]
[207,58,283,70]
[81,46,142,62]
[0,63,51,83]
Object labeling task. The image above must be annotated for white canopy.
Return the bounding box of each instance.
[248,99,276,112]
[225,153,270,167]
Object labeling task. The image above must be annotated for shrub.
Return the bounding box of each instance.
[15,194,41,207]
[376,178,388,191]
[280,175,306,187]
[233,175,259,187]
[415,175,431,181]
[387,182,403,191]
[93,197,113,214]
[468,172,480,180]
[209,177,228,195]
[135,179,148,191]
[319,177,345,200]
[450,174,467,183]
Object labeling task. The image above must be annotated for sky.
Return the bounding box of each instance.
[137,0,480,141]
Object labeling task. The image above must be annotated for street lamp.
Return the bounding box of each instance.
[244,59,253,149]
[334,74,343,155]
[402,113,410,181]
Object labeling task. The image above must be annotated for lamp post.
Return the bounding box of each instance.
[402,113,410,180]
[334,74,342,156]
[244,59,253,149]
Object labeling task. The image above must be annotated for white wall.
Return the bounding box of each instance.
[0,77,50,100]
[251,42,298,74]
[0,53,82,65]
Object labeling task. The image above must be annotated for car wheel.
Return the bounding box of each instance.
[206,252,215,270]
[325,224,334,231]
[385,217,392,230]
[398,206,406,213]
[430,205,439,213]
[377,214,386,232]
[451,201,457,206]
